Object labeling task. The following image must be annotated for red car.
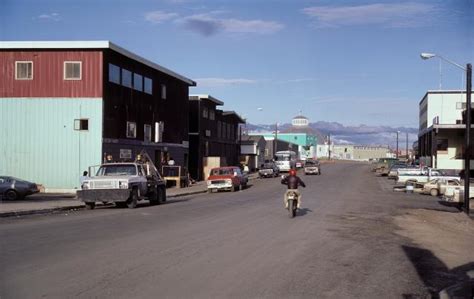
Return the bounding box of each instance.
[207,166,248,193]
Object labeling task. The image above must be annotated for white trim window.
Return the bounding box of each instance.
[144,124,152,142]
[15,61,33,80]
[64,61,82,80]
[161,84,167,99]
[126,121,137,138]
[202,107,209,119]
[209,110,215,120]
[74,119,89,131]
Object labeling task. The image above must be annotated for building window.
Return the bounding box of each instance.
[456,102,466,110]
[15,61,33,80]
[126,121,136,138]
[122,69,132,88]
[217,121,221,138]
[64,61,82,80]
[144,124,152,142]
[205,141,209,156]
[209,110,215,120]
[144,77,152,94]
[109,63,120,84]
[161,84,167,99]
[203,107,209,119]
[74,119,89,131]
[437,139,448,151]
[133,73,143,91]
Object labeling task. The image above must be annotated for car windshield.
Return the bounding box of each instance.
[275,155,290,161]
[97,165,137,176]
[305,161,316,166]
[262,163,274,169]
[211,168,234,176]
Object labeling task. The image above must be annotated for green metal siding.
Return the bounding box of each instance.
[0,98,103,190]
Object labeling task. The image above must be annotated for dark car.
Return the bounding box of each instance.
[258,162,280,178]
[0,176,39,200]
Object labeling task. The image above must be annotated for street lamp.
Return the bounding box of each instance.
[421,52,472,215]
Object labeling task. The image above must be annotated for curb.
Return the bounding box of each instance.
[0,189,209,218]
[1,177,260,218]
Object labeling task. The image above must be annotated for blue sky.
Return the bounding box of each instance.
[2,0,473,127]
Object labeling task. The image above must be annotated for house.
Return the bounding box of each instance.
[188,95,245,181]
[240,135,266,171]
[353,145,390,161]
[417,90,474,172]
[0,41,195,191]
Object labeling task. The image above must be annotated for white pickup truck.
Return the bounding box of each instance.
[396,168,460,186]
[77,155,166,209]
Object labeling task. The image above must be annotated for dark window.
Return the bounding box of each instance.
[109,64,120,84]
[144,77,152,94]
[133,73,143,91]
[122,69,132,88]
[437,139,448,151]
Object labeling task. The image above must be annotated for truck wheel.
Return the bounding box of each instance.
[430,189,439,197]
[159,187,167,203]
[127,189,138,209]
[85,202,95,210]
[149,187,160,206]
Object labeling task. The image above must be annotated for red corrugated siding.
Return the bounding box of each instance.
[0,50,102,98]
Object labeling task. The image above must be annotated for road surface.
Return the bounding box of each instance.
[1,162,446,298]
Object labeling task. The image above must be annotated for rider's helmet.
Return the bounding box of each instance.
[289,169,297,176]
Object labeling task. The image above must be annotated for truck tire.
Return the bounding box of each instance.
[149,187,160,206]
[127,189,138,209]
[85,202,95,210]
[115,202,127,208]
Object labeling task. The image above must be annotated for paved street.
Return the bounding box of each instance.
[0,162,468,298]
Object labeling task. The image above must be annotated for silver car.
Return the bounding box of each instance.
[0,176,39,200]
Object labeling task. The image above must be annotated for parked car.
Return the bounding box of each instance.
[207,167,248,193]
[0,176,39,200]
[304,160,321,175]
[396,168,459,185]
[295,161,303,168]
[422,178,460,196]
[258,162,280,178]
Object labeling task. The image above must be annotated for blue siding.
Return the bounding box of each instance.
[0,98,103,190]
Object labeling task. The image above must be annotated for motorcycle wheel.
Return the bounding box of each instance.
[288,199,295,218]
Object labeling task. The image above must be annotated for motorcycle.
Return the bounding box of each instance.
[286,190,298,218]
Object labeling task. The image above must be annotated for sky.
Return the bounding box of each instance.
[1,0,473,128]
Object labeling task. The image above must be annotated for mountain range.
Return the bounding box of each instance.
[246,121,418,149]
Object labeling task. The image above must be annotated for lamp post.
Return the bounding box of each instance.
[421,52,472,215]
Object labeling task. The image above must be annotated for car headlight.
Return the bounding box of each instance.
[82,182,90,190]
[225,179,232,184]
[207,181,212,186]
[119,181,129,189]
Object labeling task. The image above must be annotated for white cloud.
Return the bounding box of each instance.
[145,10,179,24]
[195,77,257,87]
[35,12,61,21]
[302,3,435,28]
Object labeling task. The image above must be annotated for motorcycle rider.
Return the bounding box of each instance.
[281,169,306,209]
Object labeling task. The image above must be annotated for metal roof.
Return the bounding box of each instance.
[0,41,196,86]
[189,94,224,105]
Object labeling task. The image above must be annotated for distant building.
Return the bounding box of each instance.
[240,135,266,171]
[353,145,390,161]
[332,145,354,160]
[417,90,474,171]
[249,114,319,160]
[0,41,195,191]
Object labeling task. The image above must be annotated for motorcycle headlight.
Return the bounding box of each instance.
[82,182,90,190]
[119,181,129,189]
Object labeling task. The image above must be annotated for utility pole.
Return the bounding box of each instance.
[464,63,472,215]
[273,122,278,158]
[328,134,331,160]
[406,132,409,160]
[396,131,399,159]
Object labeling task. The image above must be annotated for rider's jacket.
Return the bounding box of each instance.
[281,175,306,189]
